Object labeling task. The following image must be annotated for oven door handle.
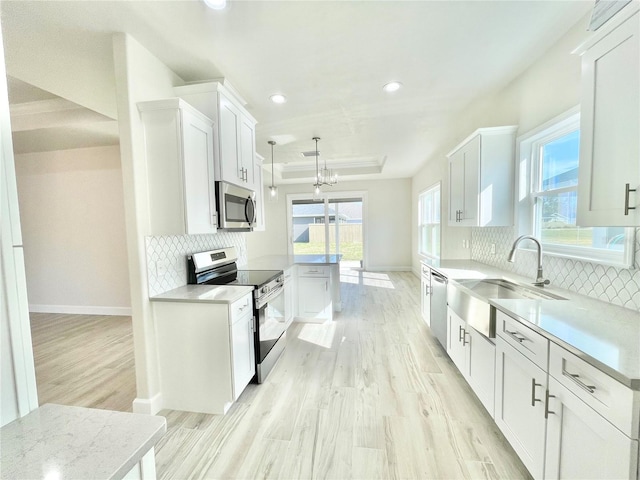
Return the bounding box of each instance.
[255,284,284,309]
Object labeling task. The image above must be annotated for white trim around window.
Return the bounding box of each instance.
[418,182,441,260]
[516,106,635,269]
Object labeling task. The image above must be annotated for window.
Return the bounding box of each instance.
[418,183,441,259]
[519,109,634,267]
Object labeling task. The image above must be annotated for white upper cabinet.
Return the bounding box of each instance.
[575,6,639,227]
[175,81,257,191]
[138,98,217,236]
[447,126,517,227]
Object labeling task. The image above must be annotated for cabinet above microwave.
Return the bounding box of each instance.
[175,81,258,193]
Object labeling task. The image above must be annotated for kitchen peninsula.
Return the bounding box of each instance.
[248,254,343,316]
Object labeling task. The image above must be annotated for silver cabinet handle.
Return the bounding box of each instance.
[562,369,596,394]
[506,330,526,343]
[544,389,556,419]
[462,329,469,346]
[531,378,542,406]
[624,183,636,216]
[458,325,464,342]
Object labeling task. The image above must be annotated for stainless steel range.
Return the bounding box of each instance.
[187,247,286,383]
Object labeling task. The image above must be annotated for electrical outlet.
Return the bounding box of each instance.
[175,258,185,272]
[157,259,168,276]
[490,243,496,255]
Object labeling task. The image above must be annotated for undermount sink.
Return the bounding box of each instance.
[448,278,566,339]
[456,278,566,301]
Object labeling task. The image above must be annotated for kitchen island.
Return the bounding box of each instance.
[248,254,343,315]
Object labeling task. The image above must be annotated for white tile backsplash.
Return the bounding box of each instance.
[471,227,640,312]
[145,232,247,296]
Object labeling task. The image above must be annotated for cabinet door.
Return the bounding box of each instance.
[231,312,255,400]
[495,338,546,479]
[297,276,331,320]
[181,109,217,234]
[240,115,256,189]
[460,135,480,226]
[467,327,495,417]
[421,276,431,327]
[447,309,468,375]
[544,377,638,480]
[448,150,465,225]
[577,13,639,226]
[218,94,243,187]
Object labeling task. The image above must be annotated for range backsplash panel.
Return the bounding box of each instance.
[471,227,640,312]
[146,232,247,296]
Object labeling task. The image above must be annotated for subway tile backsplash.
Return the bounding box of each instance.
[471,227,640,312]
[146,232,247,296]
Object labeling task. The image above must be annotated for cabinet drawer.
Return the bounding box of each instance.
[298,265,329,277]
[549,342,639,439]
[496,310,548,371]
[231,293,253,320]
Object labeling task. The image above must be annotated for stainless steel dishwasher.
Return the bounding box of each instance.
[429,270,448,348]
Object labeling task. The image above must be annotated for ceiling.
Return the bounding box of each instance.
[1,0,592,180]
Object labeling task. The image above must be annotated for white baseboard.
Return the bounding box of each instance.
[28,304,132,316]
[365,266,412,272]
[133,392,163,415]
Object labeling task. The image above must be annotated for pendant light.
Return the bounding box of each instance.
[311,137,337,196]
[267,140,278,202]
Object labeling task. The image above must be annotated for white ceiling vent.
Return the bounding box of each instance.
[301,150,319,158]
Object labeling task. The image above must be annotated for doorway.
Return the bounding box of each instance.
[288,192,366,269]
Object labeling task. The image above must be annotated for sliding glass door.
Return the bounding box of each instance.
[289,193,365,268]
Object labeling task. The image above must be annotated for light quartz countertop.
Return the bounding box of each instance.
[247,254,343,270]
[150,284,254,304]
[421,259,640,390]
[1,403,166,480]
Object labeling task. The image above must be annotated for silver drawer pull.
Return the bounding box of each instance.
[531,378,542,407]
[506,330,526,343]
[563,369,596,394]
[544,389,556,419]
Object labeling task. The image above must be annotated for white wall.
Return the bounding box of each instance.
[248,178,413,270]
[411,14,589,273]
[112,32,189,414]
[15,146,131,315]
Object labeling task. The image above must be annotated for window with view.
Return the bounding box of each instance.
[418,183,441,259]
[523,110,633,267]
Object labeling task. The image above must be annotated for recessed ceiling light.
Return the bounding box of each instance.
[383,81,403,93]
[270,94,287,104]
[203,0,226,10]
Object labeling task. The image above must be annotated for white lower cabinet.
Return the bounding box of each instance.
[492,310,640,480]
[153,292,255,414]
[297,266,332,321]
[495,337,547,479]
[544,376,639,480]
[420,265,431,326]
[447,308,495,417]
[230,306,255,401]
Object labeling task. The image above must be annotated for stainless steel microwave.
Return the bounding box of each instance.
[215,181,256,231]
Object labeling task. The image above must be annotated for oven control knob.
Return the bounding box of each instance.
[261,286,269,295]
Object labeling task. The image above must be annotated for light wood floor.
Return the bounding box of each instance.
[30,271,531,479]
[30,312,136,412]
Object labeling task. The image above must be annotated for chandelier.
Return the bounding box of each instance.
[312,137,338,195]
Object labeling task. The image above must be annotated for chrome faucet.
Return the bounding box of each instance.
[507,235,550,287]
